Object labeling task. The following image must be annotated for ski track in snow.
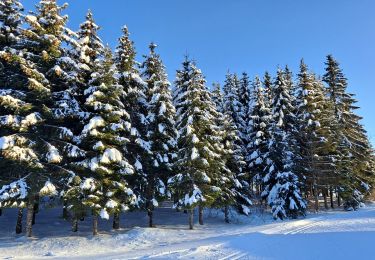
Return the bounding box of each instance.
[1,204,375,259]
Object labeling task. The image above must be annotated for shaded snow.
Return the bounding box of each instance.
[1,205,375,259]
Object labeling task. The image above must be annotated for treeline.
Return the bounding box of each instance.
[0,0,374,237]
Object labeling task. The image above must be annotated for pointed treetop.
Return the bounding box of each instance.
[149,42,157,53]
[253,75,262,90]
[122,25,129,35]
[115,25,137,73]
[86,9,93,21]
[80,9,100,30]
[0,0,24,47]
[299,59,308,74]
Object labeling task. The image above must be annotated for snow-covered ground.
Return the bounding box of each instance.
[1,204,375,259]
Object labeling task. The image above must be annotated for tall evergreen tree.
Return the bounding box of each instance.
[262,69,306,219]
[295,60,335,211]
[323,55,374,209]
[67,48,136,235]
[169,59,225,229]
[222,73,248,176]
[20,0,86,235]
[115,26,150,210]
[140,43,177,227]
[0,0,74,236]
[212,88,252,221]
[62,10,106,230]
[238,73,251,139]
[247,76,272,197]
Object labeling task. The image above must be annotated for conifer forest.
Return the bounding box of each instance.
[0,0,374,248]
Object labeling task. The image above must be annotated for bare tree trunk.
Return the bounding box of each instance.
[313,187,319,212]
[72,217,78,232]
[188,209,194,230]
[330,187,334,209]
[0,209,2,216]
[337,189,341,207]
[26,199,34,237]
[198,205,203,225]
[323,189,329,210]
[224,206,230,223]
[148,210,153,228]
[113,212,120,230]
[32,199,39,225]
[92,213,98,236]
[16,208,23,234]
[63,201,69,220]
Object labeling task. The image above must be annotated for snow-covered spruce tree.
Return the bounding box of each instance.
[169,58,225,229]
[67,48,136,236]
[212,88,252,222]
[0,49,52,234]
[222,73,248,171]
[20,0,86,235]
[323,55,374,210]
[247,76,272,198]
[223,73,246,139]
[0,0,23,49]
[211,82,224,113]
[263,71,273,105]
[0,0,65,236]
[61,10,105,225]
[262,69,306,219]
[115,26,151,210]
[140,43,177,227]
[73,10,104,98]
[294,60,336,211]
[239,72,251,117]
[0,0,25,224]
[238,72,251,166]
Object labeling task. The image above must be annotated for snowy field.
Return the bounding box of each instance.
[1,204,375,260]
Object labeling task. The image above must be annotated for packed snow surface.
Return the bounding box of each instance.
[1,204,375,259]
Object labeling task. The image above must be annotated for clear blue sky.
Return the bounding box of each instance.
[24,0,375,143]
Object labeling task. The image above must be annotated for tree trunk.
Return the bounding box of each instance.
[330,187,334,209]
[224,206,230,223]
[323,190,329,210]
[337,189,341,207]
[148,210,153,228]
[72,217,78,232]
[32,200,39,225]
[113,212,120,230]
[0,209,2,216]
[63,201,69,220]
[26,199,34,237]
[16,208,23,234]
[313,188,319,212]
[92,213,98,236]
[188,209,194,230]
[198,205,203,225]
